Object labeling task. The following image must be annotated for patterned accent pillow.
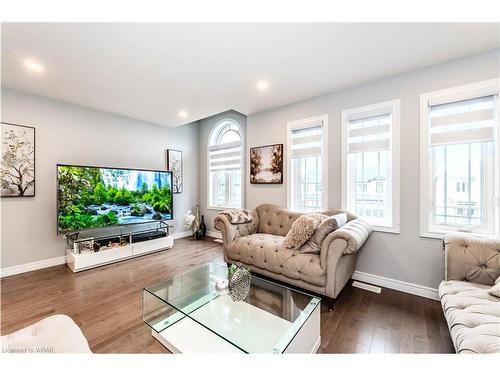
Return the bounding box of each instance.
[298,213,348,254]
[283,215,319,249]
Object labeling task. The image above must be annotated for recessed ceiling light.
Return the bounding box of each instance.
[178,110,188,118]
[23,59,45,74]
[257,80,269,91]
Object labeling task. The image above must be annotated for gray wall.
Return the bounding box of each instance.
[1,89,199,268]
[246,49,500,290]
[198,110,247,232]
[2,49,498,290]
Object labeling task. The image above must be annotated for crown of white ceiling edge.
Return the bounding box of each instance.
[1,23,499,127]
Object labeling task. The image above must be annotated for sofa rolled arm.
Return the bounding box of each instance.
[213,210,260,245]
[320,219,372,267]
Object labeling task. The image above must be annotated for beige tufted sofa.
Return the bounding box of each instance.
[214,204,371,306]
[439,234,500,354]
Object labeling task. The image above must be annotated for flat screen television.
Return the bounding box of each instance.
[57,164,173,233]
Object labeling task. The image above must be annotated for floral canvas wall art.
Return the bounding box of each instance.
[1,122,35,197]
[166,149,183,193]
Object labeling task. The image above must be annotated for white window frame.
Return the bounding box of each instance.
[341,99,401,233]
[286,114,329,212]
[207,118,244,210]
[419,79,500,239]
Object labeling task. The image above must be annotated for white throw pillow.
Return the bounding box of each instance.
[489,276,500,298]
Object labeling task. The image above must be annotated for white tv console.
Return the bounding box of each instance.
[66,233,174,272]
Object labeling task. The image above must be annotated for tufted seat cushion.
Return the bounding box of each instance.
[226,233,326,287]
[439,280,500,353]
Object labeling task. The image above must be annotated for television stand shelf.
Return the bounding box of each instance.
[65,224,174,272]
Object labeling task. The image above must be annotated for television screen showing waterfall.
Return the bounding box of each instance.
[57,164,173,233]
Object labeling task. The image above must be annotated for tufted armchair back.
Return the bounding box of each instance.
[255,204,356,237]
[444,233,500,286]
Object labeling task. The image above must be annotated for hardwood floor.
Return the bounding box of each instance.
[0,237,454,353]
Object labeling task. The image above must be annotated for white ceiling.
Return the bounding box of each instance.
[2,23,499,127]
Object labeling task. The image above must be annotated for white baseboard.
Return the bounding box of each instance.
[1,256,67,278]
[0,238,439,304]
[206,230,222,239]
[2,233,189,278]
[173,231,192,239]
[352,270,439,301]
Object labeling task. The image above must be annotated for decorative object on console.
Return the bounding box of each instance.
[193,205,204,240]
[250,143,283,184]
[74,239,94,254]
[227,263,238,280]
[228,263,251,302]
[166,149,183,194]
[200,215,207,237]
[1,122,35,197]
[215,278,229,292]
[184,209,195,231]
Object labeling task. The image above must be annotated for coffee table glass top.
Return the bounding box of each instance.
[143,263,321,353]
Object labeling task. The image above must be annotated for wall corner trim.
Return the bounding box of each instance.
[352,270,440,301]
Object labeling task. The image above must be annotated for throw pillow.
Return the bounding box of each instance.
[489,276,500,298]
[298,213,348,254]
[283,215,319,249]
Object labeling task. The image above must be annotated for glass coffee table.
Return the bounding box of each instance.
[143,263,321,353]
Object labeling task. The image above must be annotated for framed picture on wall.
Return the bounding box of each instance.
[250,143,283,184]
[166,149,183,194]
[1,122,36,197]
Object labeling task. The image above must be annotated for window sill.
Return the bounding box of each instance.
[371,225,400,235]
[420,230,498,240]
[206,206,241,212]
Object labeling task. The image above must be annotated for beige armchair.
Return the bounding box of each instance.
[214,204,371,309]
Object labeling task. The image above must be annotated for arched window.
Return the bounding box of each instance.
[208,119,243,209]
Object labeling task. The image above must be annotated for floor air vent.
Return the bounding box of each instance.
[352,281,381,293]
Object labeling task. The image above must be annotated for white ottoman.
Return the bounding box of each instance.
[1,314,92,353]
